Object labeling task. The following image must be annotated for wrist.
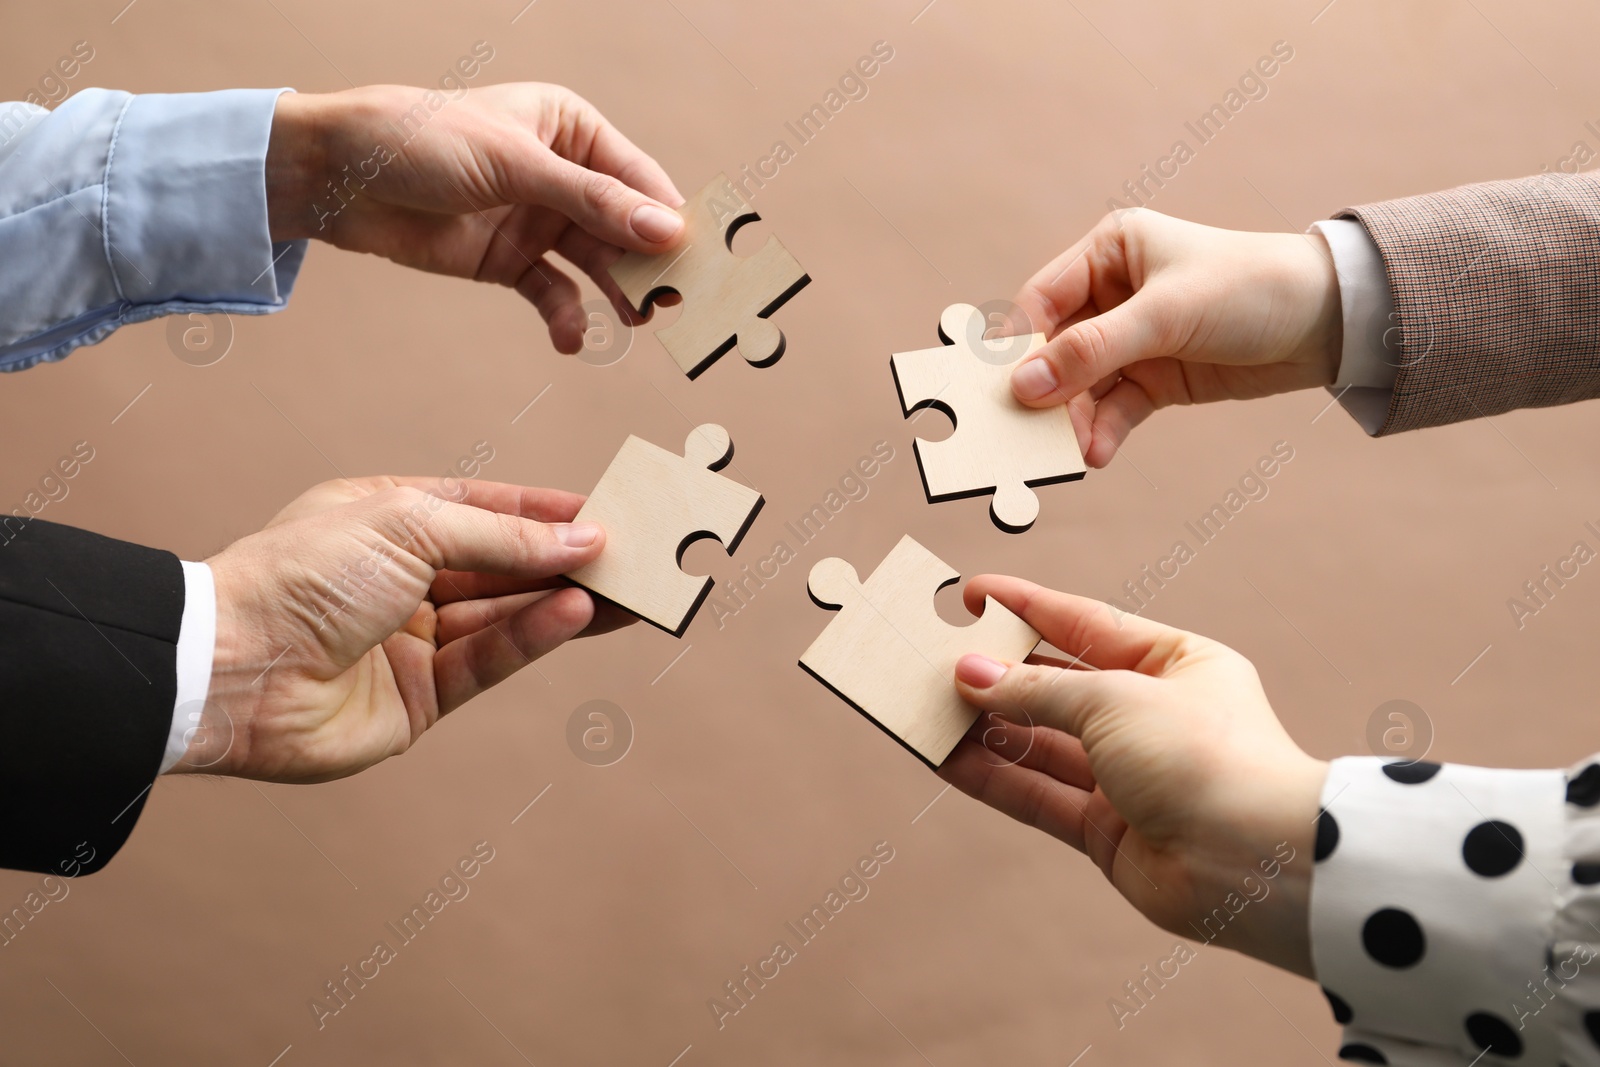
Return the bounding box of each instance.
[166,546,268,776]
[1192,754,1328,977]
[266,90,333,243]
[1282,231,1343,386]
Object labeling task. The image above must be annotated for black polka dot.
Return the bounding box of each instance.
[1322,987,1353,1024]
[1574,862,1600,885]
[1465,1011,1523,1057]
[1462,821,1524,878]
[1362,908,1426,968]
[1569,764,1600,806]
[1316,810,1340,862]
[1382,760,1441,784]
[1584,1009,1600,1046]
[1338,1044,1388,1064]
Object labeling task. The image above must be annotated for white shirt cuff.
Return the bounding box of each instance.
[161,560,216,773]
[1310,219,1400,435]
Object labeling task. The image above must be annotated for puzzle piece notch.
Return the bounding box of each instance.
[607,174,811,379]
[567,424,763,638]
[891,303,1086,533]
[671,424,746,569]
[798,535,1040,767]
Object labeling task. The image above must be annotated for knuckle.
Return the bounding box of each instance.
[312,476,355,496]
[1116,206,1161,235]
[534,83,579,123]
[1003,665,1052,720]
[1059,318,1112,378]
[609,156,652,191]
[1016,776,1052,828]
[394,485,436,513]
[345,487,451,566]
[508,514,554,559]
[1102,208,1134,230]
[375,487,442,547]
[578,171,627,218]
[551,83,591,113]
[1104,207,1146,235]
[370,485,430,521]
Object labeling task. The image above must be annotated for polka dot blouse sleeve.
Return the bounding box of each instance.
[1308,755,1600,1065]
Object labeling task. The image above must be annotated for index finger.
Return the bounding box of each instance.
[370,477,586,523]
[961,574,1180,673]
[1012,227,1099,337]
[576,101,685,208]
[377,493,602,579]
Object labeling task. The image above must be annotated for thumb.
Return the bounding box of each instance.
[517,145,685,254]
[1010,294,1162,408]
[368,488,606,579]
[954,653,1114,740]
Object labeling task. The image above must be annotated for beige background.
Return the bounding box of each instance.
[4,0,1600,1063]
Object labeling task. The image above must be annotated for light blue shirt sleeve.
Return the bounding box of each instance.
[0,87,308,372]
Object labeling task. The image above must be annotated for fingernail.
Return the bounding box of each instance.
[1011,357,1059,401]
[630,204,683,243]
[956,654,1008,688]
[556,522,600,548]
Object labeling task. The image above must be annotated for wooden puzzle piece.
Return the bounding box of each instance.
[567,424,763,637]
[798,535,1040,768]
[891,303,1086,533]
[607,173,810,379]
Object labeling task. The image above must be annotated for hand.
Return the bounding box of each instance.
[266,83,686,354]
[939,576,1327,977]
[1007,210,1342,467]
[170,476,632,783]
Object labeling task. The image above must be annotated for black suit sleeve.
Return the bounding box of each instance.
[0,518,183,875]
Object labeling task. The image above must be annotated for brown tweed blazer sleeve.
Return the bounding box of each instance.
[1337,171,1600,435]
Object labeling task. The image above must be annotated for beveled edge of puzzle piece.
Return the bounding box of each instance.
[681,423,734,471]
[795,656,949,772]
[567,423,763,640]
[798,537,970,770]
[574,486,766,639]
[897,422,1076,534]
[731,265,813,370]
[606,173,751,312]
[667,427,765,636]
[564,579,687,640]
[672,424,764,566]
[990,483,1043,533]
[608,172,813,380]
[804,555,864,611]
[675,263,812,381]
[799,553,947,767]
[919,462,1086,534]
[672,492,766,576]
[934,302,984,348]
[891,304,1086,534]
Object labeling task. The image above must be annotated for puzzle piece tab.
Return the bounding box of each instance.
[608,174,810,379]
[891,303,1086,532]
[568,424,763,637]
[798,535,1040,767]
